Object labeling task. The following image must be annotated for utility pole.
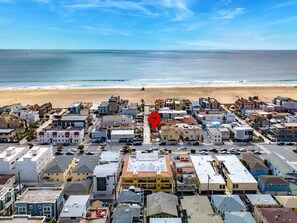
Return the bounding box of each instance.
[207,174,210,198]
[18,171,22,195]
[114,172,117,201]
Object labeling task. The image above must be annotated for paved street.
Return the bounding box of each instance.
[143,106,151,144]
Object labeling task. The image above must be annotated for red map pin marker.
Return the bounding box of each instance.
[148,112,161,132]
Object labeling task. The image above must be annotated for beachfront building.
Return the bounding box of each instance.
[15,187,64,221]
[110,130,134,143]
[208,128,223,144]
[59,195,90,223]
[38,102,52,118]
[16,146,54,182]
[214,155,258,194]
[108,96,119,114]
[0,113,24,129]
[173,153,196,194]
[158,108,187,120]
[159,125,180,142]
[234,97,262,113]
[43,156,76,183]
[37,124,85,144]
[69,103,82,114]
[179,124,200,141]
[121,152,174,194]
[228,123,254,141]
[121,104,138,118]
[20,111,39,123]
[99,101,109,115]
[191,155,226,194]
[0,146,29,175]
[0,187,14,216]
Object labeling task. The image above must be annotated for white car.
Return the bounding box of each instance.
[70,148,78,152]
[100,142,107,146]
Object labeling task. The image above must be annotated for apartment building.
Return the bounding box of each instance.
[16,146,54,182]
[228,123,254,141]
[208,128,223,144]
[15,187,64,221]
[38,102,52,118]
[214,155,258,194]
[52,115,89,128]
[271,123,297,141]
[102,115,134,125]
[69,103,82,114]
[20,111,40,123]
[72,155,99,182]
[0,146,29,175]
[191,155,226,194]
[110,130,134,143]
[121,152,174,194]
[160,125,180,142]
[0,187,14,216]
[108,96,119,114]
[158,108,187,120]
[179,125,200,141]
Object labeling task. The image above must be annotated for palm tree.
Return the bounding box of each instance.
[267,113,273,131]
[140,99,145,112]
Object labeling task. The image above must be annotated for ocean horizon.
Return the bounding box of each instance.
[0,50,297,89]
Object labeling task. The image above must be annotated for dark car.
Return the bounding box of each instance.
[133,142,142,146]
[285,142,294,146]
[55,151,64,155]
[86,152,94,155]
[66,152,74,155]
[125,141,133,145]
[277,142,285,146]
[159,141,166,146]
[209,148,218,153]
[193,141,200,146]
[253,151,262,155]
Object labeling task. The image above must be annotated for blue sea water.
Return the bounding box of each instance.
[0,50,296,89]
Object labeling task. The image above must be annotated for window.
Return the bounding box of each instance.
[18,207,27,213]
[233,184,239,189]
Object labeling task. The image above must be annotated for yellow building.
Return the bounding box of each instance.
[72,155,99,182]
[174,98,183,111]
[43,156,76,183]
[121,152,175,194]
[275,196,297,214]
[160,125,180,142]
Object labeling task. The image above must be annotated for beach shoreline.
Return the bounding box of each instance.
[0,86,296,108]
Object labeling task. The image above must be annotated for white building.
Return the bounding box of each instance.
[158,108,187,120]
[59,195,90,223]
[121,106,138,118]
[20,111,40,123]
[93,162,119,201]
[37,127,84,144]
[0,146,29,175]
[91,129,107,143]
[16,146,54,182]
[110,130,134,143]
[89,104,99,114]
[285,115,297,123]
[228,123,253,141]
[215,155,258,193]
[191,155,226,194]
[219,128,230,140]
[178,124,200,141]
[0,187,14,216]
[99,101,108,115]
[208,128,223,144]
[102,115,134,125]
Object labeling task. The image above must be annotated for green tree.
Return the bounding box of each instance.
[57,145,63,152]
[78,144,85,153]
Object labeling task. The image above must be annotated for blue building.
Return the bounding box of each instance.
[211,195,246,216]
[15,187,64,221]
[69,103,82,114]
[258,175,290,195]
[242,153,269,180]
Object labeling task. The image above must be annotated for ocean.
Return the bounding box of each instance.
[0,50,296,89]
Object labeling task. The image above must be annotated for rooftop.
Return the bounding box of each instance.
[258,175,289,185]
[215,155,257,184]
[190,155,225,185]
[16,187,63,203]
[117,188,143,204]
[0,215,46,223]
[55,115,88,122]
[224,212,256,223]
[93,163,118,177]
[150,218,182,223]
[274,196,297,208]
[99,151,120,163]
[111,130,134,135]
[60,195,90,218]
[258,208,297,222]
[112,205,141,223]
[73,155,99,173]
[211,195,246,213]
[0,174,15,185]
[0,146,29,162]
[18,146,52,162]
[80,208,108,223]
[147,192,178,217]
[44,156,74,173]
[180,195,223,223]
[246,194,278,206]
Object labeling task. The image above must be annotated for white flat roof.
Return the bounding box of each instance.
[191,155,225,185]
[111,130,134,135]
[18,146,51,162]
[215,155,257,184]
[93,163,118,177]
[0,146,28,162]
[60,195,90,218]
[158,110,187,114]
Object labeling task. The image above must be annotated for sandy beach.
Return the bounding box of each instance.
[0,86,296,108]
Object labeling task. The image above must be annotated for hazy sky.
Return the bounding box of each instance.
[1,0,297,49]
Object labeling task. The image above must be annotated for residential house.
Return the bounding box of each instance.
[102,115,134,125]
[69,103,82,114]
[121,105,138,118]
[16,146,54,182]
[159,125,180,142]
[180,195,223,223]
[20,111,40,124]
[178,124,200,141]
[52,115,89,128]
[228,123,253,141]
[182,99,192,112]
[224,212,256,223]
[59,195,90,223]
[111,204,143,223]
[214,155,258,194]
[158,108,187,120]
[150,218,181,223]
[211,195,246,215]
[147,192,178,219]
[208,128,223,144]
[275,196,297,214]
[80,207,109,223]
[241,153,269,180]
[0,187,14,216]
[155,99,165,110]
[15,187,64,221]
[245,194,279,213]
[99,101,109,115]
[191,155,226,194]
[38,102,52,118]
[173,154,196,194]
[0,113,24,129]
[72,155,99,181]
[0,215,46,223]
[234,97,262,113]
[219,128,230,140]
[108,96,119,114]
[111,130,134,143]
[121,152,174,194]
[64,179,93,197]
[0,175,15,188]
[0,146,29,175]
[254,208,297,223]
[258,175,290,195]
[270,123,297,141]
[43,156,76,183]
[0,129,16,143]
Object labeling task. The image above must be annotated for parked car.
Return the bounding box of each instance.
[70,148,78,152]
[159,141,166,146]
[239,148,247,152]
[220,148,228,152]
[55,151,64,156]
[199,148,208,152]
[133,142,142,146]
[100,142,107,146]
[200,151,209,155]
[66,151,74,155]
[86,152,94,155]
[151,147,159,151]
[193,141,200,146]
[208,148,219,153]
[277,142,285,146]
[221,151,230,155]
[285,142,294,146]
[180,147,188,151]
[125,141,133,145]
[253,151,262,155]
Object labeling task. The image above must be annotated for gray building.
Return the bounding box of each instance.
[211,195,246,216]
[224,212,256,223]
